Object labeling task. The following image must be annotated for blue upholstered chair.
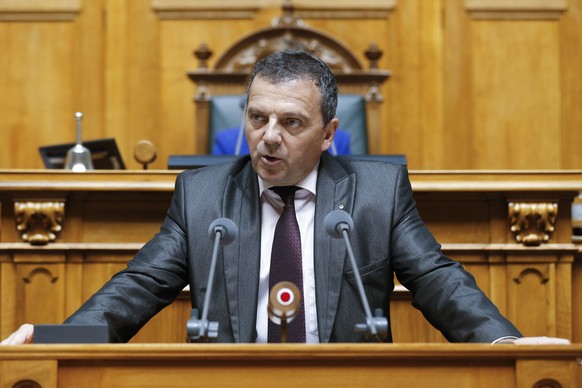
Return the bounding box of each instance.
[209,94,368,155]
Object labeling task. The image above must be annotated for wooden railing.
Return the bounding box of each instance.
[1,344,581,387]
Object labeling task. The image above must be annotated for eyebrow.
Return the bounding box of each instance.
[247,107,309,121]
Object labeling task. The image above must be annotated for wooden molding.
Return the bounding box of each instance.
[293,0,396,19]
[150,0,260,19]
[14,201,65,245]
[465,0,567,20]
[0,0,81,21]
[151,0,395,20]
[508,202,558,246]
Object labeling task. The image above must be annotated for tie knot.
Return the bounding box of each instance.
[271,186,298,205]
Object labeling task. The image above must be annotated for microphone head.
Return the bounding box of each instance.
[208,218,238,246]
[268,281,301,325]
[324,210,354,239]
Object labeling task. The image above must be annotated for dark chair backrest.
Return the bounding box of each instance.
[210,94,368,154]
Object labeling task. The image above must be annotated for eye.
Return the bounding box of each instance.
[285,118,302,130]
[249,113,266,126]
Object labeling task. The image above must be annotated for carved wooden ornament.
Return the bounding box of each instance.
[508,202,557,246]
[14,201,65,245]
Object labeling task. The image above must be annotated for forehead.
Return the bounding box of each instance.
[247,76,321,111]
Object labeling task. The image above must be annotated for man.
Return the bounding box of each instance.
[3,50,523,344]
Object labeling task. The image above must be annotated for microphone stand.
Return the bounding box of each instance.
[326,210,388,342]
[187,218,237,341]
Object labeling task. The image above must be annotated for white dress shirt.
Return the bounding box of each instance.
[255,165,319,343]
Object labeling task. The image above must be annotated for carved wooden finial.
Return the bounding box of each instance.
[365,42,383,70]
[194,43,213,69]
[272,0,303,27]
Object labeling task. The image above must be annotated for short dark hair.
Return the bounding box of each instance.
[245,50,338,126]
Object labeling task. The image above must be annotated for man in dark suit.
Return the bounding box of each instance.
[2,49,523,344]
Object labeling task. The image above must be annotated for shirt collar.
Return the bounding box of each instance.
[258,162,319,197]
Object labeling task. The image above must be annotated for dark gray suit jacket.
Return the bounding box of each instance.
[66,153,521,343]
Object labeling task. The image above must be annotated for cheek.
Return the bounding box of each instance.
[246,129,260,146]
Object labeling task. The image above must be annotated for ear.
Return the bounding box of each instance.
[321,118,339,152]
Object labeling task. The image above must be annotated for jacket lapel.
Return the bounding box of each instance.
[222,160,261,342]
[314,154,356,342]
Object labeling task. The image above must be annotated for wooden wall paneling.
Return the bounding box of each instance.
[506,252,575,339]
[0,21,75,168]
[72,0,106,156]
[487,251,511,314]
[0,0,81,21]
[516,359,577,388]
[78,193,169,243]
[508,261,556,337]
[573,251,582,342]
[387,0,423,169]
[159,19,208,166]
[0,0,104,169]
[104,0,130,167]
[559,0,582,170]
[555,252,573,338]
[0,360,57,388]
[471,21,561,169]
[123,0,161,170]
[465,0,567,20]
[0,258,17,336]
[413,192,498,243]
[418,0,445,169]
[0,0,581,170]
[64,253,84,317]
[443,0,475,169]
[17,259,66,324]
[130,296,190,343]
[389,284,448,343]
[103,0,165,170]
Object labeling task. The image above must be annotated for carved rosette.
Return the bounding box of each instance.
[508,202,557,246]
[14,201,65,245]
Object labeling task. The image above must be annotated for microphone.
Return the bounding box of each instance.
[268,281,301,343]
[324,210,388,342]
[187,218,238,341]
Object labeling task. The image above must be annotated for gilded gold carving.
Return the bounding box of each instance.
[508,202,557,246]
[14,201,65,245]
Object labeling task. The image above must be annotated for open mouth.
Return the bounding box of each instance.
[262,155,280,163]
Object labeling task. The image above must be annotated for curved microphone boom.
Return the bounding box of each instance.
[187,218,238,341]
[324,210,388,342]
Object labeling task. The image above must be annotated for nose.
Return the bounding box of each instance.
[262,116,282,145]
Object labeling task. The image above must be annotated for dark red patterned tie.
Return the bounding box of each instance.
[267,186,306,343]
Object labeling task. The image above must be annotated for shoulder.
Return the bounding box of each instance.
[329,154,405,176]
[175,156,254,189]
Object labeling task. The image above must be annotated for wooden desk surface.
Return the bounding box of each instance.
[0,169,581,192]
[0,344,580,387]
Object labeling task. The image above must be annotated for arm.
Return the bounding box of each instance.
[63,174,191,342]
[389,167,522,342]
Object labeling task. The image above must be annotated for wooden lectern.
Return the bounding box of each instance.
[0,344,581,387]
